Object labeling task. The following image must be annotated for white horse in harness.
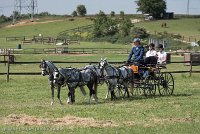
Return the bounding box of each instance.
[99,58,134,100]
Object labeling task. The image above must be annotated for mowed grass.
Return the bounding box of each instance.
[135,18,200,40]
[0,73,200,134]
[0,53,200,134]
[0,17,200,133]
[0,17,93,38]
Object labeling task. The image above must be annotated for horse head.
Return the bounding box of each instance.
[39,59,49,76]
[99,58,108,70]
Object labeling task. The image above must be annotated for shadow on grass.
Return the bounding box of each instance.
[69,93,193,106]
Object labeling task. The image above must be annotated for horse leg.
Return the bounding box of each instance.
[50,81,54,105]
[87,84,93,104]
[93,83,98,103]
[110,85,115,100]
[87,88,92,104]
[57,84,62,105]
[123,82,130,98]
[67,86,72,105]
[110,84,117,100]
[72,90,75,104]
[105,82,110,99]
[111,89,115,100]
[93,81,98,100]
[124,86,130,98]
[105,88,110,100]
[67,92,72,104]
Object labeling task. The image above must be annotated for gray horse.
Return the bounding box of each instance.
[116,65,134,98]
[83,65,103,84]
[99,58,134,100]
[99,58,119,100]
[54,67,98,104]
[39,60,62,105]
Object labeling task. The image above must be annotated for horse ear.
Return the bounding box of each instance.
[101,58,103,60]
[41,59,44,62]
[104,57,107,61]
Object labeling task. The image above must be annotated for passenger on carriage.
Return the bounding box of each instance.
[157,44,167,65]
[127,38,144,65]
[144,43,157,66]
[141,43,158,79]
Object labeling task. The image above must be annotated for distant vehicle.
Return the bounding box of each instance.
[191,42,199,47]
[143,14,153,21]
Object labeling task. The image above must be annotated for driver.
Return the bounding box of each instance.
[127,38,144,65]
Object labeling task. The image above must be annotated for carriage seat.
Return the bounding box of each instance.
[128,65,139,74]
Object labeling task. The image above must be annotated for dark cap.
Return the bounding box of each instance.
[158,44,164,49]
[149,43,155,48]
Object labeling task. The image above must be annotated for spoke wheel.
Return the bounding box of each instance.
[143,75,156,96]
[115,84,127,98]
[131,82,145,96]
[158,72,174,96]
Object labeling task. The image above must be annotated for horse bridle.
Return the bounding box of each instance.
[41,61,50,75]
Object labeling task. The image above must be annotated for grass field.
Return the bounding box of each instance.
[135,18,200,40]
[0,17,200,134]
[0,52,200,134]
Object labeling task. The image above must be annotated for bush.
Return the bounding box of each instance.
[131,27,149,39]
[198,40,200,45]
[171,33,182,39]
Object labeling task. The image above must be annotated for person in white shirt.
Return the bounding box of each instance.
[142,43,157,79]
[157,44,167,65]
[144,43,157,65]
[146,43,157,57]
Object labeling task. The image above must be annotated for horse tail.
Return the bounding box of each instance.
[79,86,86,96]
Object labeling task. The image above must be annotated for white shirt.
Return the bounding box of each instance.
[146,50,157,57]
[157,51,167,64]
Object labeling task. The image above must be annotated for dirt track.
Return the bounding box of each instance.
[5,19,64,28]
[2,114,118,128]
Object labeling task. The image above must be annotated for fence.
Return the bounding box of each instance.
[0,48,130,54]
[0,60,200,82]
[5,36,80,45]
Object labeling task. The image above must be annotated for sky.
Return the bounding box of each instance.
[0,0,200,16]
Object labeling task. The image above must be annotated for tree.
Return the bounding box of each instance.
[110,11,115,17]
[118,17,133,37]
[71,10,77,17]
[93,11,117,37]
[76,5,87,16]
[135,0,166,19]
[119,11,125,18]
[93,11,108,37]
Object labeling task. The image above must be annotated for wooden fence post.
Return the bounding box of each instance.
[190,60,192,77]
[7,59,10,82]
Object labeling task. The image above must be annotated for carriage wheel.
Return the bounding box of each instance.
[130,83,145,96]
[158,72,174,96]
[115,84,127,98]
[143,75,156,96]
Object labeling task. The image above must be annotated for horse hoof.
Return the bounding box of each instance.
[67,101,73,105]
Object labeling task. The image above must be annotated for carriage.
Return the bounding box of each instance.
[40,59,175,105]
[116,62,174,97]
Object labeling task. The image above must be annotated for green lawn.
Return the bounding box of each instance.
[0,53,200,134]
[135,18,200,40]
[0,17,93,38]
[0,74,200,134]
[0,17,200,134]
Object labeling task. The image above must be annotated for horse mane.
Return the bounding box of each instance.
[46,61,58,71]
